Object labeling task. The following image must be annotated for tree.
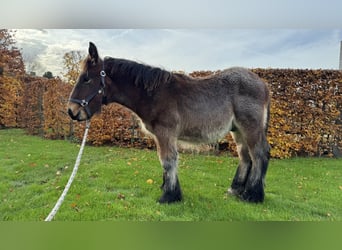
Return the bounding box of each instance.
[43,71,54,79]
[0,29,14,74]
[0,29,25,76]
[63,50,84,85]
[0,29,15,63]
[0,29,25,128]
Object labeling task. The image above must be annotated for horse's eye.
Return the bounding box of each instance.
[83,76,91,84]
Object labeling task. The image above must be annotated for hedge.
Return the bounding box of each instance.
[253,69,341,158]
[19,76,73,139]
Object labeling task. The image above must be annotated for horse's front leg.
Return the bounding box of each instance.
[155,133,182,203]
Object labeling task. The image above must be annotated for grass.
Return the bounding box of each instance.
[0,129,341,221]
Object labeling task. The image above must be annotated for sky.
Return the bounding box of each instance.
[14,29,342,77]
[3,0,342,28]
[4,0,342,77]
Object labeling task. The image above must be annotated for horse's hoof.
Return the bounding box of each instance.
[227,187,245,198]
[158,190,182,204]
[228,187,240,196]
[240,190,264,203]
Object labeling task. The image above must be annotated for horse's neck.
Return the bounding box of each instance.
[107,81,141,114]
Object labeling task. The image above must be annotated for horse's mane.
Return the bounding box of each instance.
[104,57,172,93]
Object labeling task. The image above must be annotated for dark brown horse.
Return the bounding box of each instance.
[68,42,271,203]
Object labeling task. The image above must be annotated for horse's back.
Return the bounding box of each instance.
[221,67,267,90]
[218,67,269,109]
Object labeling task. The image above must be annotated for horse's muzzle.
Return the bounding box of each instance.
[68,108,79,120]
[68,107,88,121]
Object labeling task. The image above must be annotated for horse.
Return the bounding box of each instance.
[68,42,271,204]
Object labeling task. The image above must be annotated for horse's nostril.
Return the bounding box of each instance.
[68,108,77,119]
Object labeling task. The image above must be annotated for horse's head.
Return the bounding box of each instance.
[67,42,108,121]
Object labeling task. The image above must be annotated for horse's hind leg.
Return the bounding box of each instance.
[154,133,182,203]
[242,132,270,203]
[228,131,252,197]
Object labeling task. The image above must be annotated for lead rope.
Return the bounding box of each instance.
[45,120,91,222]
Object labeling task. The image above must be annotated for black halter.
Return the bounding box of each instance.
[69,67,107,118]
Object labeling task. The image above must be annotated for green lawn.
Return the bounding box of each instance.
[0,129,341,221]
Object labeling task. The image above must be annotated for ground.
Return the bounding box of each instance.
[0,129,341,221]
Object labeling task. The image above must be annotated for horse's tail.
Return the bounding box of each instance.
[264,100,270,136]
[263,82,271,136]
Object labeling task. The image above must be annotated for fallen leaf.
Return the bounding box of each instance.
[146,179,154,184]
[117,193,126,200]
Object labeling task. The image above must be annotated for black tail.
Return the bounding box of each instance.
[264,101,270,135]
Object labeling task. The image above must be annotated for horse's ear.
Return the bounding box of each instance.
[88,42,99,65]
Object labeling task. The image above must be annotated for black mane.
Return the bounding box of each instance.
[104,57,172,92]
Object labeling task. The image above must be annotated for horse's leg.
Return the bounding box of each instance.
[154,132,182,203]
[242,131,270,203]
[228,131,252,197]
[231,100,270,203]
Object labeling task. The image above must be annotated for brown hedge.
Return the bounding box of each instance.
[13,69,342,158]
[20,76,73,139]
[0,75,23,128]
[254,69,341,158]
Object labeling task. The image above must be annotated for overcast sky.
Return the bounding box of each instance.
[14,29,342,77]
[3,0,342,76]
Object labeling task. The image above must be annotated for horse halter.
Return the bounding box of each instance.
[69,67,108,118]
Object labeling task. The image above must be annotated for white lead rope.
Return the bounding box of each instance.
[45,120,90,222]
